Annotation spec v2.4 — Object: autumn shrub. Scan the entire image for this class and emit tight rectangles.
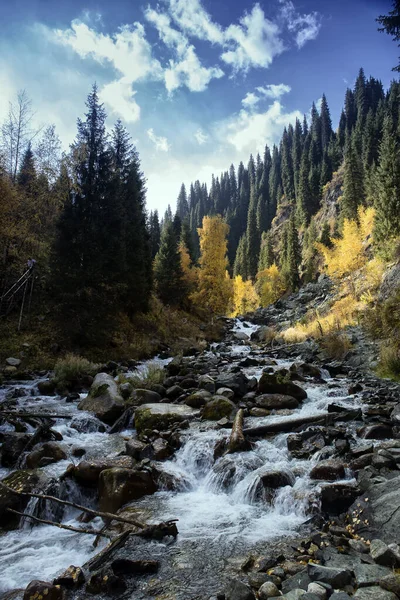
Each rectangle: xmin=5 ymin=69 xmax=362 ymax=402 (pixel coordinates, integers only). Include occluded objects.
xmin=320 ymin=332 xmax=352 ymax=360
xmin=230 ymin=275 xmax=259 ymax=317
xmin=256 ymin=264 xmax=286 ymax=307
xmin=377 ymin=345 xmax=400 ymax=380
xmin=54 ymin=353 xmax=99 ymax=388
xmin=123 ymin=363 xmax=166 ymax=389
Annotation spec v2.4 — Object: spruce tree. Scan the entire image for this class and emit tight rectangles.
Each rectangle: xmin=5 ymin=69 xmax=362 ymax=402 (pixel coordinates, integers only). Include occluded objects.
xmin=320 ymin=94 xmax=333 ymax=150
xmin=296 ymin=137 xmax=312 ymax=225
xmin=149 ymin=210 xmax=161 ymax=259
xmin=176 ymin=183 xmax=189 ymax=221
xmin=374 ymin=113 xmax=400 ymax=244
xmin=245 ymin=183 xmax=260 ymax=280
xmin=258 ymin=231 xmax=274 ymax=271
xmin=284 ymin=213 xmax=301 ymax=291
xmin=153 ymin=221 xmax=186 ymax=306
xmin=342 ymin=135 xmax=365 ymax=221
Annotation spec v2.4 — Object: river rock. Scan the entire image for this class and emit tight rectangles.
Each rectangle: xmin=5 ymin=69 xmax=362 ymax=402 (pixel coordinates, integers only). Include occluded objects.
xmin=353 ymin=563 xmax=392 ymax=587
xmin=23 ymin=580 xmax=63 ymax=600
xmin=379 ymin=574 xmax=400 ymax=596
xmin=127 ymin=389 xmax=162 ymax=405
xmin=217 ymin=387 xmax=236 ymax=400
xmin=98 ymin=468 xmax=158 ymax=513
xmin=78 ymin=373 xmax=124 ymax=424
xmin=225 ymin=579 xmax=256 ymax=600
xmin=258 ymin=373 xmax=307 ymax=401
xmin=0 ymin=469 xmax=51 ymax=528
xmin=259 ymin=581 xmax=280 ymax=599
xmin=349 ymin=476 xmax=400 ymax=543
xmin=353 ymin=588 xmax=397 ymax=600
xmin=152 ymin=437 xmax=172 ymax=460
xmin=53 ymin=565 xmax=85 ymax=588
xmin=26 ymin=442 xmax=67 ymax=469
xmin=307 ymin=583 xmax=327 ymax=600
xmin=185 ymin=390 xmax=211 ymax=408
xmin=308 ymin=564 xmax=352 ymax=588
xmin=134 ymin=403 xmax=199 ymax=434
xmin=320 ymin=483 xmax=360 ymax=515
xmin=360 ymin=425 xmax=393 ymax=440
xmin=202 ymin=396 xmax=236 ymax=420
xmin=71 ymin=456 xmax=135 ymax=486
xmin=1 ymin=432 xmax=32 ymax=467
xmin=166 ymin=385 xmax=184 ymax=400
xmin=390 ymin=403 xmax=400 ymax=423
xmin=256 ymin=394 xmax=299 ymax=410
xmin=215 ymin=373 xmax=249 ymax=397
xmin=257 ymin=470 xmax=295 ymax=502
xmin=370 ymin=539 xmax=400 ymax=567
xmin=125 ymin=438 xmax=146 ymax=460
xmin=310 ymin=460 xmax=346 ymax=481
xmin=6 ymin=357 xmax=21 ymax=367
xmin=198 ymin=374 xmax=216 ymax=393
xmin=37 ymin=380 xmax=56 ymax=396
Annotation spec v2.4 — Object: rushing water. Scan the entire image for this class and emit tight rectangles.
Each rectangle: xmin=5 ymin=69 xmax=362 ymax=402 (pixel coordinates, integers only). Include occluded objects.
xmin=0 ymin=326 xmax=360 ymax=593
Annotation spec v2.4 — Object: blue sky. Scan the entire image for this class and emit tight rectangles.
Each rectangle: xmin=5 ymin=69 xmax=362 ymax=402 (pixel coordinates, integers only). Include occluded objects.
xmin=0 ymin=0 xmax=398 ymax=214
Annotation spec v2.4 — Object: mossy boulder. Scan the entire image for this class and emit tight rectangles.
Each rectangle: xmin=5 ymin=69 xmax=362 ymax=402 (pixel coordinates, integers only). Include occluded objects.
xmin=70 ymin=456 xmax=135 ymax=486
xmin=125 ymin=389 xmax=162 ymax=406
xmin=98 ymin=468 xmax=157 ymax=513
xmin=78 ymin=373 xmax=124 ymax=424
xmin=26 ymin=442 xmax=67 ymax=469
xmin=185 ymin=390 xmax=212 ymax=408
xmin=134 ymin=403 xmax=199 ymax=434
xmin=202 ymin=396 xmax=236 ymax=421
xmin=258 ymin=372 xmax=307 ymax=401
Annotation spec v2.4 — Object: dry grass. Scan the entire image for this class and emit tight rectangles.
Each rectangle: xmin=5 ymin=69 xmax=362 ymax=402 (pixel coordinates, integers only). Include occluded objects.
xmin=53 ymin=353 xmax=99 ymax=387
xmin=377 ymin=345 xmax=400 ymax=380
xmin=121 ymin=363 xmax=166 ymax=389
xmin=320 ymin=332 xmax=352 ymax=360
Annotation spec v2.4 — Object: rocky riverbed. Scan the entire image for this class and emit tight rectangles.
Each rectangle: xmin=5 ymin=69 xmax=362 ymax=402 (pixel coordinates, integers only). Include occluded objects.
xmin=0 ymin=317 xmax=400 ymax=600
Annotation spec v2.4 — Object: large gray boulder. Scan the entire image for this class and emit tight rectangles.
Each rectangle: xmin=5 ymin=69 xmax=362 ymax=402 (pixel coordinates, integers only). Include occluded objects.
xmin=258 ymin=373 xmax=307 ymax=401
xmin=78 ymin=373 xmax=124 ymax=424
xmin=134 ymin=403 xmax=199 ymax=434
xmin=0 ymin=469 xmax=51 ymax=529
xmin=349 ymin=476 xmax=400 ymax=544
xmin=256 ymin=394 xmax=299 ymax=410
xmin=98 ymin=467 xmax=157 ymax=513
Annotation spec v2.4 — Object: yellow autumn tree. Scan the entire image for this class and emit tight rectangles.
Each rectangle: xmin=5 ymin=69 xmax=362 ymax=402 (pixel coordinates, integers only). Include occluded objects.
xmin=191 ymin=215 xmax=232 ymax=315
xmin=230 ymin=275 xmax=259 ymax=317
xmin=256 ymin=264 xmax=286 ymax=307
xmin=179 ymin=241 xmax=198 ymax=294
xmin=316 ymin=207 xmax=375 ymax=279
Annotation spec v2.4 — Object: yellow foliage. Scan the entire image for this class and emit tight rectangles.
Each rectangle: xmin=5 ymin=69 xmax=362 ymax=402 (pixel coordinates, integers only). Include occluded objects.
xmin=179 ymin=242 xmax=198 ymax=292
xmin=316 ymin=207 xmax=376 ymax=280
xmin=190 ymin=215 xmax=232 ymax=315
xmin=283 ymin=293 xmax=363 ymax=343
xmin=230 ymin=275 xmax=259 ymax=317
xmin=256 ymin=264 xmax=286 ymax=307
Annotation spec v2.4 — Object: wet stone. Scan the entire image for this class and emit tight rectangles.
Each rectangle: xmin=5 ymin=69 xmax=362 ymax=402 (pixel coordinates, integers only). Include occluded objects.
xmin=23 ymin=580 xmax=63 ymax=600
xmin=225 ymin=579 xmax=256 ymax=600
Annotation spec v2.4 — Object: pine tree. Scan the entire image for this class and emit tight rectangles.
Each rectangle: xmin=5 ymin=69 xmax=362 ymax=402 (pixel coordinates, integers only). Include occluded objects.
xmin=181 ymin=218 xmax=196 ymax=264
xmin=245 ymin=182 xmax=260 ymax=280
xmin=377 ymin=2 xmax=400 ymax=72
xmin=296 ymin=137 xmax=312 ymax=226
xmin=154 ymin=221 xmax=186 ymax=305
xmin=176 ymin=183 xmax=189 ymax=221
xmin=374 ymin=113 xmax=400 ymax=244
xmin=320 ymin=222 xmax=333 ymax=248
xmin=281 ymin=127 xmax=295 ymax=202
xmin=320 ymin=94 xmax=333 ymax=150
xmin=149 ymin=210 xmax=161 ymax=259
xmin=258 ymin=231 xmax=275 ymax=271
xmin=342 ymin=135 xmax=365 ymax=221
xmin=283 ymin=214 xmax=301 ymax=291
xmin=233 ymin=235 xmax=249 ymax=280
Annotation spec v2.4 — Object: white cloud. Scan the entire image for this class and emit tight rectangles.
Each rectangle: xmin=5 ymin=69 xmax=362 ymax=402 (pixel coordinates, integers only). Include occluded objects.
xmin=147 ymin=128 xmax=171 ymax=152
xmin=144 ymin=7 xmax=188 ymax=56
xmin=100 ymin=78 xmax=140 ymax=123
xmin=221 ymin=4 xmax=285 ymax=72
xmin=219 ymin=100 xmax=302 ymax=155
xmin=279 ymin=0 xmax=321 ymax=48
xmin=242 ymin=92 xmax=260 ymax=109
xmin=168 ymin=0 xmax=224 ymax=45
xmin=256 ymin=83 xmax=291 ymax=99
xmin=194 ymin=128 xmax=208 ymax=145
xmin=164 ymin=45 xmax=224 ymax=94
xmin=53 ymin=20 xmax=163 ymax=83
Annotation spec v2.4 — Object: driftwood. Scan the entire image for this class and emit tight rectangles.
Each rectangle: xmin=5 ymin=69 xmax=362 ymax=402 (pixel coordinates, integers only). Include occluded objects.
xmin=0 ymin=482 xmax=146 ymax=529
xmin=243 ymin=409 xmax=363 ymax=437
xmin=0 ymin=411 xmax=70 ymax=419
xmin=227 ymin=409 xmax=251 ymax=453
xmin=7 ymin=508 xmax=110 ymax=537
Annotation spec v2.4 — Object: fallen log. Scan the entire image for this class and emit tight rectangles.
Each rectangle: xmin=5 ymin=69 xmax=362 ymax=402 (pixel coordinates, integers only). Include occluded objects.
xmin=227 ymin=409 xmax=251 ymax=453
xmin=7 ymin=508 xmax=110 ymax=537
xmin=243 ymin=409 xmax=362 ymax=437
xmin=0 ymin=482 xmax=146 ymax=529
xmin=0 ymin=411 xmax=70 ymax=419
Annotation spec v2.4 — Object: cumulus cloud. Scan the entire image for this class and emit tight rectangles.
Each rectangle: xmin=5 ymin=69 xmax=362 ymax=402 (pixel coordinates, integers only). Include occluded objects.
xmin=100 ymin=78 xmax=140 ymax=123
xmin=219 ymin=100 xmax=302 ymax=154
xmin=279 ymin=0 xmax=321 ymax=48
xmin=256 ymin=83 xmax=291 ymax=99
xmin=164 ymin=46 xmax=224 ymax=94
xmin=168 ymin=0 xmax=224 ymax=44
xmin=194 ymin=128 xmax=208 ymax=145
xmin=147 ymin=128 xmax=171 ymax=152
xmin=242 ymin=92 xmax=260 ymax=109
xmin=221 ymin=4 xmax=285 ymax=72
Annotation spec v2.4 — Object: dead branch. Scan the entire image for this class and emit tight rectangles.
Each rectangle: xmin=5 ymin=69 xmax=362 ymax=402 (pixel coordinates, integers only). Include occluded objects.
xmin=7 ymin=508 xmax=110 ymax=537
